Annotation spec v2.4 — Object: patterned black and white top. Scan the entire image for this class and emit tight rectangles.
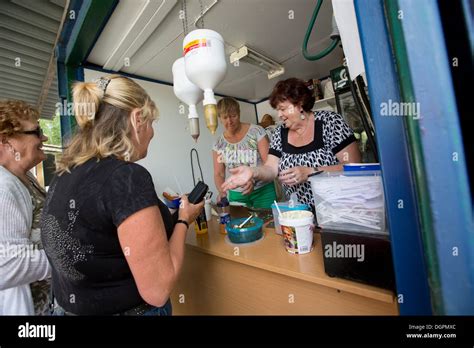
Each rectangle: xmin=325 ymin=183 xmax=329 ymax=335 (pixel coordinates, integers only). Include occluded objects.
xmin=269 ymin=110 xmax=356 ymax=211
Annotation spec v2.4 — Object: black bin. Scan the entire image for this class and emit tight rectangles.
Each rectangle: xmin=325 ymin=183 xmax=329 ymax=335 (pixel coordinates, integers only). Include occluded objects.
xmin=320 ymin=228 xmax=396 ymax=291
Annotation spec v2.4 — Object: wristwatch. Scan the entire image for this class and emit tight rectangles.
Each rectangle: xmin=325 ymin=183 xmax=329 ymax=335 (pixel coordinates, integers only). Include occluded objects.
xmin=176 ymin=219 xmax=189 ymax=228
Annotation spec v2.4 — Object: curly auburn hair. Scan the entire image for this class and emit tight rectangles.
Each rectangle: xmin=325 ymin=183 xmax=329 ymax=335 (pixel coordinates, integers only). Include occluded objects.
xmin=0 ymin=100 xmax=40 ymax=138
xmin=269 ymin=78 xmax=315 ymax=112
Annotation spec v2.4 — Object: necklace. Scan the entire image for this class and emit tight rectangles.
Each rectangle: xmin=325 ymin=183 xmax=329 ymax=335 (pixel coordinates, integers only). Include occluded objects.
xmin=294 ymin=118 xmax=310 ymax=137
xmin=225 ymin=123 xmax=244 ymax=142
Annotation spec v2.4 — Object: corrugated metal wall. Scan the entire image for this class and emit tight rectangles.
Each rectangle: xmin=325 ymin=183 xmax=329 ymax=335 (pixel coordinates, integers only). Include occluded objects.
xmin=0 ymin=0 xmax=67 ymax=119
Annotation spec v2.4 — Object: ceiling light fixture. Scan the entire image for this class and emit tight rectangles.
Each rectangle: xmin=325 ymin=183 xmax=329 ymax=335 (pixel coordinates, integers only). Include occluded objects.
xmin=229 ymin=45 xmax=285 ymax=79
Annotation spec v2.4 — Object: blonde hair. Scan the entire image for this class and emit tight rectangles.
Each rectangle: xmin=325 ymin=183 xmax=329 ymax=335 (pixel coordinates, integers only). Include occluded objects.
xmin=56 ymin=74 xmax=158 ymax=174
xmin=0 ymin=100 xmax=40 ymax=138
xmin=217 ymin=97 xmax=240 ymax=118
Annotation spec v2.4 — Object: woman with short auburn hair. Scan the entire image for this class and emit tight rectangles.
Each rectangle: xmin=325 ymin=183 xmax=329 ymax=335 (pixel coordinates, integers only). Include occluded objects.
xmin=222 ymin=78 xmax=361 ymax=212
xmin=0 ymin=100 xmax=51 ymax=315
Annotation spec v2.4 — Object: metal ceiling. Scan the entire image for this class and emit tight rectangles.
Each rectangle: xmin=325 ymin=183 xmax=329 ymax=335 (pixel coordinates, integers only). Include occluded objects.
xmin=0 ymin=0 xmax=67 ymax=119
xmin=87 ymin=0 xmax=344 ymax=101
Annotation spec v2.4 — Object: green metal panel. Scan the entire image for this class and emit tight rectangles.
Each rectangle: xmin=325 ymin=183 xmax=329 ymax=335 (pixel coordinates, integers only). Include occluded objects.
xmin=57 ymin=0 xmax=118 ymax=145
xmin=65 ymin=0 xmax=118 ymax=66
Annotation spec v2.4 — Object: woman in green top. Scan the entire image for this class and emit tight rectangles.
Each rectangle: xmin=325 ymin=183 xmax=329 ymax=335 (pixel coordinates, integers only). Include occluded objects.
xmin=212 ymin=97 xmax=276 ymax=209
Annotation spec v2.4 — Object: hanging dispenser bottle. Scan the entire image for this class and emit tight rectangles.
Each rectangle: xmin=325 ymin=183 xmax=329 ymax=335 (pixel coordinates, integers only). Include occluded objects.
xmin=172 ymin=57 xmax=203 ymax=141
xmin=183 ymin=29 xmax=227 ymax=135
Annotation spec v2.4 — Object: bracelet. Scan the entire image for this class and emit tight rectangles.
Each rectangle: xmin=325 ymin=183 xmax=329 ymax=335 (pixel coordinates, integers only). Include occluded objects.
xmin=176 ymin=219 xmax=189 ymax=229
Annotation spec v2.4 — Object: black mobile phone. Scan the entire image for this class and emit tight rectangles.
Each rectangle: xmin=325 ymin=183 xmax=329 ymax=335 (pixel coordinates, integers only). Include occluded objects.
xmin=187 ymin=181 xmax=209 ymax=204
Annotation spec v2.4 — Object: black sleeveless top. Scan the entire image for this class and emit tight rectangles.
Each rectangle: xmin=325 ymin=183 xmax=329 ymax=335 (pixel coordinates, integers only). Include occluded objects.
xmin=41 ymin=157 xmax=175 ymax=315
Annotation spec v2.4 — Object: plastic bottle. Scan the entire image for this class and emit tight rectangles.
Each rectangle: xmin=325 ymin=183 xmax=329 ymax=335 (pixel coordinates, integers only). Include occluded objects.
xmin=183 ymin=29 xmax=227 ymax=135
xmin=218 ymin=197 xmax=231 ymax=234
xmin=194 ymin=209 xmax=208 ymax=235
xmin=172 ymin=57 xmax=203 ymax=141
xmin=204 ymin=198 xmax=212 ymax=221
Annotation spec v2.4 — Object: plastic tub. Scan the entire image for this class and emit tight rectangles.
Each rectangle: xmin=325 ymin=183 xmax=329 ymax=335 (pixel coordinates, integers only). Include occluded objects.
xmin=308 ymin=170 xmax=387 ymax=234
xmin=279 ymin=210 xmax=315 ymax=254
xmin=225 ymin=217 xmax=264 ymax=244
xmin=271 ymin=202 xmax=310 ymax=234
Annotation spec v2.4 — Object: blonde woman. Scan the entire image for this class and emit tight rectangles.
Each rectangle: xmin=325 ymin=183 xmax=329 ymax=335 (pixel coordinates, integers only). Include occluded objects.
xmin=40 ymin=75 xmax=204 ymax=315
xmin=0 ymin=100 xmax=51 ymax=315
xmin=213 ymin=97 xmax=277 ymax=208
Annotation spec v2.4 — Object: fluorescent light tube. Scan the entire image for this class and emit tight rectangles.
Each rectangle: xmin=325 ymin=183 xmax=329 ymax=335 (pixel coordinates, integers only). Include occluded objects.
xmin=230 ymin=45 xmax=285 ymax=79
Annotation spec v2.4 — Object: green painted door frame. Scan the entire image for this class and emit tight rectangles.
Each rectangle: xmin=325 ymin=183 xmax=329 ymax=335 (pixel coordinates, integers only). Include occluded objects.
xmin=57 ymin=0 xmax=118 ymax=145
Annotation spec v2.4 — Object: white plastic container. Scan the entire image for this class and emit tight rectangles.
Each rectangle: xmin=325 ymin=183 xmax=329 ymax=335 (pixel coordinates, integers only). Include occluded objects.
xmin=183 ymin=29 xmax=227 ymax=99
xmin=172 ymin=57 xmax=203 ymax=140
xmin=279 ymin=210 xmax=315 ymax=254
xmin=308 ymin=171 xmax=387 ymax=234
xmin=183 ymin=29 xmax=227 ymax=135
xmin=172 ymin=57 xmax=203 ymax=115
xmin=271 ymin=202 xmax=310 ymax=235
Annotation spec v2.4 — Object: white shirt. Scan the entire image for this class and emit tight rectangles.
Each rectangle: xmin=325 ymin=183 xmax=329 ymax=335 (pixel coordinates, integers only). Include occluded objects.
xmin=0 ymin=166 xmax=51 ymax=315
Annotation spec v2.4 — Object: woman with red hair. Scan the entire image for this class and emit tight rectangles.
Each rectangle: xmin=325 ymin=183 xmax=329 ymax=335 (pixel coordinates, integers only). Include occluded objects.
xmin=222 ymin=78 xmax=361 ymax=211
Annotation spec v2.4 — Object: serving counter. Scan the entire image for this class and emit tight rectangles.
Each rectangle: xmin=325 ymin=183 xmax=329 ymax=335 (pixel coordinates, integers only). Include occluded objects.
xmin=171 ymin=208 xmax=399 ymax=315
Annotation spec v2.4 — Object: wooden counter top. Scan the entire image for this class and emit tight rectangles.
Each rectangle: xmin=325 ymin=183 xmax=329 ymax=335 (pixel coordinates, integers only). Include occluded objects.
xmin=185 ymin=214 xmax=396 ymax=305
